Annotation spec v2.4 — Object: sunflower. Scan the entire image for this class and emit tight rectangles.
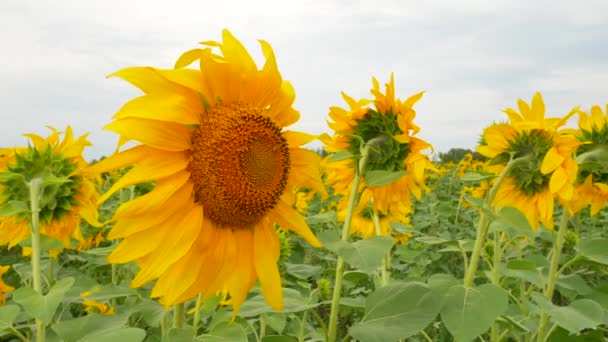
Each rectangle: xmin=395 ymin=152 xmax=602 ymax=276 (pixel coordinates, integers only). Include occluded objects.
xmin=89 ymin=30 xmax=325 ymax=313
xmin=0 ymin=127 xmax=101 ymax=248
xmin=0 ymin=265 xmax=14 ymax=305
xmin=565 ymin=105 xmax=608 ymax=215
xmin=476 ymin=93 xmax=579 ymax=230
xmin=323 ymin=75 xmax=434 ymax=226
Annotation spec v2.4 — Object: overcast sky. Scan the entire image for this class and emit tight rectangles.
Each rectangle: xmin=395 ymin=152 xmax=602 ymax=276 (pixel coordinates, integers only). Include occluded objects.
xmin=1 ymin=0 xmax=607 ymax=159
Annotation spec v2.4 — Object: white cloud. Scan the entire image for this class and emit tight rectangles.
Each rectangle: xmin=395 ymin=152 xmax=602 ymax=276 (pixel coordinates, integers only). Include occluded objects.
xmin=0 ymin=0 xmax=606 ymax=159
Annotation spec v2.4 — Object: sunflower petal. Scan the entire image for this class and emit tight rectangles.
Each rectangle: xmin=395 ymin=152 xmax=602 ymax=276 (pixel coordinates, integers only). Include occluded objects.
xmin=104 ymin=118 xmax=192 ymax=151
xmin=254 ymin=219 xmax=283 ymax=311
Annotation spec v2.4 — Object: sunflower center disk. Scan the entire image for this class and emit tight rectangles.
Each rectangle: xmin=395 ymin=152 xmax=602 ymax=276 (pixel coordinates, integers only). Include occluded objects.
xmin=188 ymin=102 xmax=290 ymax=228
xmin=506 ymin=129 xmax=553 ymax=196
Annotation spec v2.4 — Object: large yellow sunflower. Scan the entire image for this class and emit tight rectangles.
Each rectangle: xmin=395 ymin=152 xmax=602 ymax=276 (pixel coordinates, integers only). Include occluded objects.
xmin=323 ymin=74 xmax=433 ymax=237
xmin=0 ymin=127 xmax=101 ymax=248
xmin=90 ymin=30 xmax=325 ymax=313
xmin=476 ymin=93 xmax=579 ymax=230
xmin=565 ymin=105 xmax=608 ymax=215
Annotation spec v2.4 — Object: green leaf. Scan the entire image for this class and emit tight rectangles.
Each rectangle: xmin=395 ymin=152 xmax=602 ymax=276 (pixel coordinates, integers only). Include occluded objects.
xmin=415 ymin=236 xmax=457 ymax=246
xmin=305 ymin=211 xmax=337 ymax=225
xmin=238 ymin=288 xmax=318 ymax=317
xmin=318 ymin=232 xmax=394 ymax=273
xmin=548 ymin=327 xmax=605 ymax=341
xmin=503 ymin=260 xmax=543 ymax=288
xmin=550 ymin=299 xmax=605 ymax=333
xmin=51 ymin=312 xmax=130 ymax=342
xmin=285 ymin=263 xmax=322 ymax=280
xmin=261 ymin=336 xmax=297 ymax=342
xmin=168 ymin=327 xmax=195 ymax=342
xmin=196 ymin=322 xmax=247 ymax=342
xmin=460 ymin=172 xmax=490 ymax=182
xmin=557 ymin=274 xmax=592 ymax=295
xmin=328 ymin=150 xmax=357 ymax=162
xmin=13 ymin=277 xmax=75 ymax=324
xmin=0 ymin=200 xmax=29 ymax=217
xmin=427 ymin=273 xmax=459 ymax=303
xmin=578 ymin=238 xmax=608 ymax=265
xmin=349 ymin=282 xmax=441 ymax=342
xmin=492 ymin=207 xmax=536 ymax=239
xmin=79 ymin=328 xmax=146 ymax=342
xmin=41 ymin=175 xmax=72 ymax=187
xmin=261 ymin=313 xmax=286 ymax=334
xmin=133 ymin=299 xmax=165 ymax=327
xmin=389 ymin=222 xmax=414 ymax=235
xmin=0 ymin=305 xmax=21 ymax=329
xmin=65 ymin=284 xmax=137 ymax=302
xmin=364 ymin=170 xmax=407 ymax=187
xmin=440 ymin=284 xmax=508 ymax=341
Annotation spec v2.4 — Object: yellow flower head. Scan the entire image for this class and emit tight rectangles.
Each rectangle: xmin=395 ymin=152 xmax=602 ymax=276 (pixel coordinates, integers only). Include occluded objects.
xmin=323 ymin=74 xmax=434 ymax=221
xmin=0 ymin=126 xmax=101 ymax=248
xmin=477 ymin=93 xmax=579 ymax=230
xmin=82 ymin=300 xmax=115 ymax=315
xmin=566 ymin=105 xmax=608 ymax=215
xmin=0 ymin=265 xmax=14 ymax=305
xmin=90 ymin=30 xmax=326 ymax=314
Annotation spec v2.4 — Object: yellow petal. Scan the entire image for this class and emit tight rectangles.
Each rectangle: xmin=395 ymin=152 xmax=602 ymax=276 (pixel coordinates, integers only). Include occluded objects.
xmin=220 ymin=29 xmax=257 ymax=71
xmin=549 ymin=166 xmax=568 ymax=194
xmin=130 ymin=204 xmax=203 ymax=287
xmin=284 ymin=131 xmax=317 ymax=148
xmin=540 ymin=147 xmax=564 ymax=174
xmin=271 ymin=199 xmax=320 ymax=247
xmin=108 ymin=181 xmax=194 ymax=239
xmin=104 ymin=118 xmax=192 ymax=152
xmin=99 ymin=152 xmax=188 ymax=204
xmin=114 ymin=94 xmax=202 ymax=125
xmin=87 ymin=145 xmax=153 ymax=174
xmin=253 ymin=219 xmax=283 ymax=311
xmin=288 ymin=147 xmax=328 ymax=198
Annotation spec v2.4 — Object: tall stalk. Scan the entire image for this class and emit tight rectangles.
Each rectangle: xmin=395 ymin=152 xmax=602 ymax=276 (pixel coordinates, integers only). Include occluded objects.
xmin=537 ymin=210 xmax=569 ymax=342
xmin=463 ymin=156 xmax=522 ymax=287
xmin=29 ymin=178 xmax=45 ymax=342
xmin=173 ymin=303 xmax=185 ymax=329
xmin=371 ymin=210 xmax=389 ymax=286
xmin=327 ymin=145 xmax=370 ymax=342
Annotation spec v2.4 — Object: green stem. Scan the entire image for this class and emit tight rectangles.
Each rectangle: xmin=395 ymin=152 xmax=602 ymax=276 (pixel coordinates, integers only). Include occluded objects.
xmin=160 ymin=311 xmax=169 ymax=338
xmin=490 ymin=232 xmax=504 ymax=341
xmin=463 ymin=157 xmax=519 ymax=287
xmin=310 ymin=309 xmax=327 ymax=337
xmin=327 ymin=160 xmax=364 ymax=342
xmin=47 ymin=257 xmax=54 ymax=286
xmin=192 ymin=294 xmax=203 ymax=333
xmin=537 ymin=210 xmax=569 ymax=342
xmin=371 ymin=209 xmax=389 ymax=286
xmin=173 ymin=303 xmax=185 ymax=329
xmin=7 ymin=325 xmax=29 ymax=342
xmin=29 ymin=178 xmax=45 ymax=342
xmin=298 ymin=310 xmax=310 ymax=342
xmin=259 ymin=316 xmax=266 ymax=338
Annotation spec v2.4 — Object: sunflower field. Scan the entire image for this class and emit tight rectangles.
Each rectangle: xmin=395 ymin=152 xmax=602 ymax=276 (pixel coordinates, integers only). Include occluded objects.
xmin=1 ymin=30 xmax=607 ymax=342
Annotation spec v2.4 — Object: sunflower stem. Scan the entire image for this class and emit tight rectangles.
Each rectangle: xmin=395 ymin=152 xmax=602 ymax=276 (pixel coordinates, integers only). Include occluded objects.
xmin=537 ymin=210 xmax=569 ymax=342
xmin=327 ymin=152 xmax=366 ymax=342
xmin=173 ymin=303 xmax=185 ymax=329
xmin=490 ymin=232 xmax=504 ymax=341
xmin=298 ymin=310 xmax=309 ymax=342
xmin=371 ymin=209 xmax=389 ymax=286
xmin=29 ymin=178 xmax=45 ymax=342
xmin=463 ymin=156 xmax=519 ymax=288
xmin=192 ymin=294 xmax=203 ymax=333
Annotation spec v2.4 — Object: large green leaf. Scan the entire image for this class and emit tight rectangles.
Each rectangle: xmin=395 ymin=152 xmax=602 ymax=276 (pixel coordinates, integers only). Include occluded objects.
xmin=13 ymin=277 xmax=74 ymax=323
xmin=349 ymin=282 xmax=442 ymax=342
xmin=440 ymin=284 xmax=508 ymax=341
xmin=284 ymin=263 xmax=322 ymax=280
xmin=578 ymin=238 xmax=608 ymax=265
xmin=51 ymin=312 xmax=130 ymax=342
xmin=168 ymin=327 xmax=195 ymax=342
xmin=0 ymin=305 xmax=21 ymax=329
xmin=492 ymin=207 xmax=536 ymax=239
xmin=550 ymin=299 xmax=605 ymax=333
xmin=261 ymin=336 xmax=297 ymax=342
xmin=319 ymin=231 xmax=394 ymax=273
xmin=79 ymin=328 xmax=146 ymax=342
xmin=197 ymin=322 xmax=247 ymax=342
xmin=238 ymin=288 xmax=318 ymax=317
xmin=364 ymin=170 xmax=407 ymax=187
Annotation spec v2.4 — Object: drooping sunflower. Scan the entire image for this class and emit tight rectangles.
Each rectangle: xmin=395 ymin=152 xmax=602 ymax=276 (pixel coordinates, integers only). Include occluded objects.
xmin=323 ymin=74 xmax=433 ymax=237
xmin=565 ymin=105 xmax=608 ymax=215
xmin=0 ymin=127 xmax=101 ymax=248
xmin=0 ymin=265 xmax=14 ymax=305
xmin=90 ymin=30 xmax=325 ymax=313
xmin=476 ymin=93 xmax=579 ymax=230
